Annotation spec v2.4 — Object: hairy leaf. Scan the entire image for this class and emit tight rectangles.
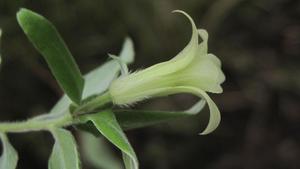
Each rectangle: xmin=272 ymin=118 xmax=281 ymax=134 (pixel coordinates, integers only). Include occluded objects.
xmin=17 ymin=8 xmax=84 ymax=104
xmin=86 ymin=111 xmax=138 ymax=169
xmin=115 ymin=100 xmax=205 ymax=130
xmin=0 ymin=133 xmax=18 ymax=169
xmin=48 ymin=128 xmax=80 ymax=169
xmin=80 ymin=132 xmax=122 ymax=169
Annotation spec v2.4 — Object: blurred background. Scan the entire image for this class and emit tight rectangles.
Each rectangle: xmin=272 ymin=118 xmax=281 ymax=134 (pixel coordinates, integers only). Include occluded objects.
xmin=0 ymin=0 xmax=299 ymax=169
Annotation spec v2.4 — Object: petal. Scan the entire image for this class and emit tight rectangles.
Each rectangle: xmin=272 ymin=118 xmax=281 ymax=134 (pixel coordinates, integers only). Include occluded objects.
xmin=185 ymin=99 xmax=206 ymax=115
xmin=152 ymin=86 xmax=221 ymax=135
xmin=176 ymin=56 xmax=224 ymax=93
xmin=207 ymin=54 xmax=221 ymax=67
xmin=125 ymin=10 xmax=198 ymax=80
xmin=197 ymin=29 xmax=208 ymax=55
xmin=195 ymin=89 xmax=221 ymax=134
xmin=171 ymin=10 xmax=198 ymax=62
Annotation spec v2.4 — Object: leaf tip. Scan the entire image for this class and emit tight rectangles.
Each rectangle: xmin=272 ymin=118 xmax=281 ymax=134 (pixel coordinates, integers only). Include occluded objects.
xmin=16 ymin=8 xmax=29 ymax=20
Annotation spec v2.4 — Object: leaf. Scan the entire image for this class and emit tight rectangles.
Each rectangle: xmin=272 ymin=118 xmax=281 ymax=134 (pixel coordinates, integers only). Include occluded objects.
xmin=49 ymin=37 xmax=135 ymax=115
xmin=115 ymin=100 xmax=206 ymax=130
xmin=17 ymin=8 xmax=84 ymax=104
xmin=80 ymin=131 xmax=122 ymax=169
xmin=77 ymin=100 xmax=205 ymax=135
xmin=0 ymin=133 xmax=18 ymax=169
xmin=48 ymin=128 xmax=80 ymax=169
xmin=85 ymin=110 xmax=138 ymax=169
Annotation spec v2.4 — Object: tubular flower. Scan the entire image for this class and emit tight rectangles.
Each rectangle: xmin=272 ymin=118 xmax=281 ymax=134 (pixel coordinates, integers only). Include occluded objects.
xmin=108 ymin=10 xmax=225 ymax=134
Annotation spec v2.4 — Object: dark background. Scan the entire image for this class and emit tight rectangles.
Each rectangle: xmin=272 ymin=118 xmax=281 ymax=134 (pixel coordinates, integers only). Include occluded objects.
xmin=0 ymin=0 xmax=300 ymax=169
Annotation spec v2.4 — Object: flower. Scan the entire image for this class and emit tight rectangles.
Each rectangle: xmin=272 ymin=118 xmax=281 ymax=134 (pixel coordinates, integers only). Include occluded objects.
xmin=108 ymin=10 xmax=225 ymax=134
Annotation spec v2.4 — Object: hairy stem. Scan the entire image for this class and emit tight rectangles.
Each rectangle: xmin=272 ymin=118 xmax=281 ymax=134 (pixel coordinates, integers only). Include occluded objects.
xmin=0 ymin=92 xmax=112 ymax=133
xmin=0 ymin=113 xmax=73 ymax=133
xmin=74 ymin=92 xmax=112 ymax=115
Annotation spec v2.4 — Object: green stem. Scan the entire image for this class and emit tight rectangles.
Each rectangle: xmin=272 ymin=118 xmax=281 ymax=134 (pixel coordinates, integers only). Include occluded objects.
xmin=74 ymin=91 xmax=112 ymax=115
xmin=0 ymin=113 xmax=73 ymax=133
xmin=0 ymin=92 xmax=112 ymax=133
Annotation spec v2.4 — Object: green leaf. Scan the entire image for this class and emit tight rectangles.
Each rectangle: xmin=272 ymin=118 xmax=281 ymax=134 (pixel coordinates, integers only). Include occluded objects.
xmin=17 ymin=8 xmax=84 ymax=104
xmin=85 ymin=110 xmax=138 ymax=169
xmin=80 ymin=131 xmax=122 ymax=169
xmin=0 ymin=133 xmax=18 ymax=169
xmin=122 ymin=153 xmax=136 ymax=169
xmin=48 ymin=128 xmax=80 ymax=169
xmin=77 ymin=100 xmax=205 ymax=135
xmin=49 ymin=37 xmax=135 ymax=115
xmin=115 ymin=100 xmax=206 ymax=130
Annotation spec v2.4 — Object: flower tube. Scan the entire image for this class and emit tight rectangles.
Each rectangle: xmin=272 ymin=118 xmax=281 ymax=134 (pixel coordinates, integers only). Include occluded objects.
xmin=109 ymin=10 xmax=225 ymax=134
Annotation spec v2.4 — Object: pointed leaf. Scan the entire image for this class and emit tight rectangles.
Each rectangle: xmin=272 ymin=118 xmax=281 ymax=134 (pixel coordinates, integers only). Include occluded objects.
xmin=0 ymin=133 xmax=18 ymax=169
xmin=115 ymin=100 xmax=206 ymax=130
xmin=85 ymin=111 xmax=138 ymax=169
xmin=48 ymin=128 xmax=80 ymax=169
xmin=17 ymin=8 xmax=84 ymax=104
xmin=76 ymin=100 xmax=205 ymax=135
xmin=50 ymin=37 xmax=135 ymax=115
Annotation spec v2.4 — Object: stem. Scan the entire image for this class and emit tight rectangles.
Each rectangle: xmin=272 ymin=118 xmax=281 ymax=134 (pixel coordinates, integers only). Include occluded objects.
xmin=0 ymin=113 xmax=73 ymax=133
xmin=0 ymin=92 xmax=112 ymax=133
xmin=74 ymin=91 xmax=112 ymax=115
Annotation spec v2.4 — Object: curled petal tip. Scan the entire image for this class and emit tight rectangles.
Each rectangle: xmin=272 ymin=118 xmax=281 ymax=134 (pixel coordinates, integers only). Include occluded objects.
xmin=171 ymin=10 xmax=195 ymax=25
xmin=198 ymin=29 xmax=208 ymax=40
xmin=172 ymin=9 xmax=184 ymax=14
xmin=171 ymin=10 xmax=198 ymax=40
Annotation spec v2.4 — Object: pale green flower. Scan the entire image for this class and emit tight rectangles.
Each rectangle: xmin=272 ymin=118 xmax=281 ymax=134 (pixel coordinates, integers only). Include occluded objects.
xmin=109 ymin=10 xmax=225 ymax=134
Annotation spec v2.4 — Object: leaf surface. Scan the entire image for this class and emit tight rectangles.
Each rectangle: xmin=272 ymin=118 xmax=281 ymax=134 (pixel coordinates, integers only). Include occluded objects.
xmin=17 ymin=8 xmax=84 ymax=104
xmin=115 ymin=100 xmax=206 ymax=130
xmin=86 ymin=111 xmax=138 ymax=169
xmin=80 ymin=132 xmax=122 ymax=169
xmin=48 ymin=128 xmax=80 ymax=169
xmin=0 ymin=133 xmax=18 ymax=169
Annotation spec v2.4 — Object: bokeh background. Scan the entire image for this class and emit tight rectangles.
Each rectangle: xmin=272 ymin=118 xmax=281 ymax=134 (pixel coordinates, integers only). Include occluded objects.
xmin=0 ymin=0 xmax=300 ymax=169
